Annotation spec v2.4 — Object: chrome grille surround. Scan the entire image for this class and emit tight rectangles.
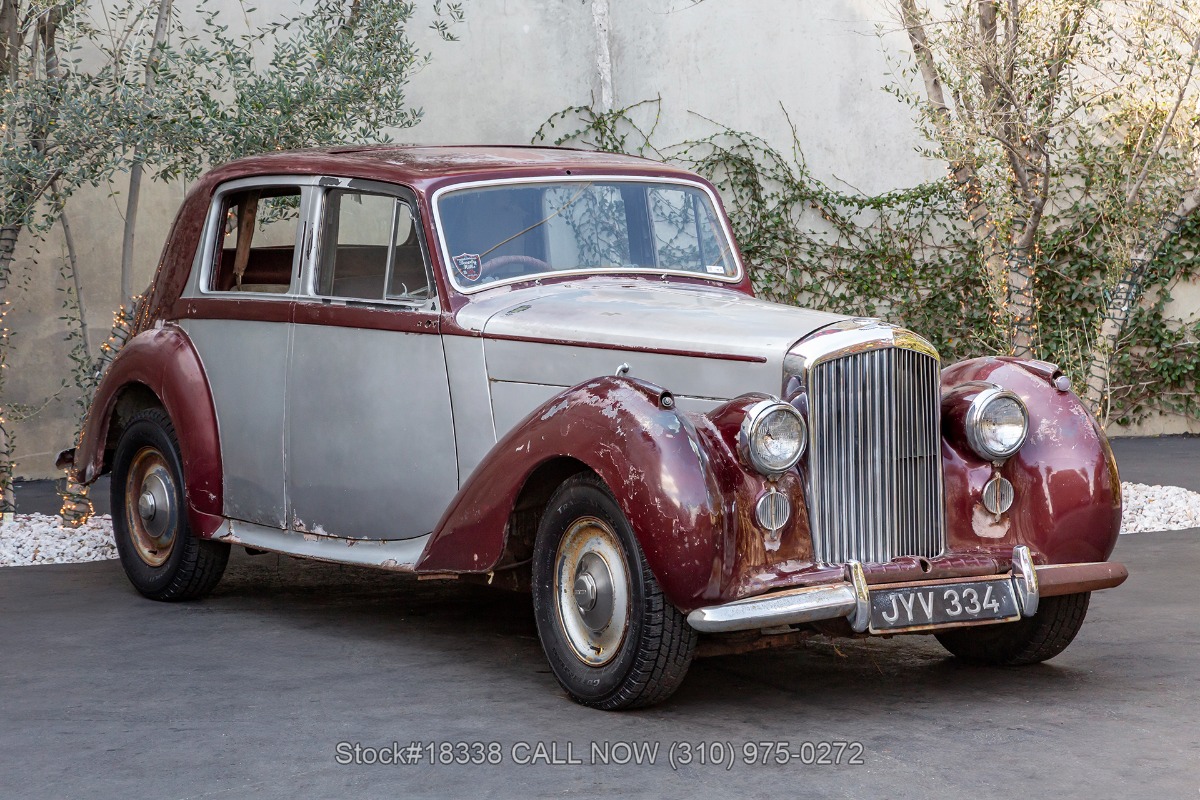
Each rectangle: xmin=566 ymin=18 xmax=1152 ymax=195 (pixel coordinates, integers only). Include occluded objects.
xmin=784 ymin=320 xmax=946 ymax=565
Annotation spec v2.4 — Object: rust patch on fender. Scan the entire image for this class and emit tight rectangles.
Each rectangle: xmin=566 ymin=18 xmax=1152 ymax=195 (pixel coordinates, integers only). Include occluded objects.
xmin=971 ymin=504 xmax=1009 ymax=539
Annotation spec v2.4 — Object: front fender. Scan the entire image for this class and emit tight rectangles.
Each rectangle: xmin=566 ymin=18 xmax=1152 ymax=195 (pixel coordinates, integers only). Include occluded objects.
xmin=74 ymin=324 xmax=224 ymax=537
xmin=416 ymin=377 xmax=811 ymax=612
xmin=941 ymin=357 xmax=1121 ymax=564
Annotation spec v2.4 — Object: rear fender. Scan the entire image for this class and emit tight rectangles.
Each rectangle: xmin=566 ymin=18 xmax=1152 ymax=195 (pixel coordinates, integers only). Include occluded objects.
xmin=74 ymin=325 xmax=224 ymax=538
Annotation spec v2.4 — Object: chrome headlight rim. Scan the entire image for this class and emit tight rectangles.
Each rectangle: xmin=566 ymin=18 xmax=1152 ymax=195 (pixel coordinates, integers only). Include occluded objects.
xmin=965 ymin=387 xmax=1029 ymax=461
xmin=738 ymin=399 xmax=807 ymax=477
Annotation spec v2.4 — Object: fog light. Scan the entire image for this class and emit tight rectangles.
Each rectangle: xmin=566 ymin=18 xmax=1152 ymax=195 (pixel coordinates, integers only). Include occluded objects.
xmin=755 ymin=489 xmax=791 ymax=532
xmin=982 ymin=476 xmax=1014 ymax=514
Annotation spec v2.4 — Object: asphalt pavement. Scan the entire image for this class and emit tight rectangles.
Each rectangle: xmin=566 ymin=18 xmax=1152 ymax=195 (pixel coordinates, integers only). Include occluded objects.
xmin=1 ymin=437 xmax=1198 ymax=799
xmin=10 ymin=476 xmax=110 ymax=516
xmin=1111 ymin=435 xmax=1200 ymax=492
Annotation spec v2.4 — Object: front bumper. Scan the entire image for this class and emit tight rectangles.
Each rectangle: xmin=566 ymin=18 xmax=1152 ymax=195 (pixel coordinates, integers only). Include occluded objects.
xmin=686 ymin=546 xmax=1128 ymax=634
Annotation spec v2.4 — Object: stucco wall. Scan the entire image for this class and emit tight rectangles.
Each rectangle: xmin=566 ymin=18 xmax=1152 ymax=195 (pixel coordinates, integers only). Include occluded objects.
xmin=7 ymin=0 xmax=1197 ymax=481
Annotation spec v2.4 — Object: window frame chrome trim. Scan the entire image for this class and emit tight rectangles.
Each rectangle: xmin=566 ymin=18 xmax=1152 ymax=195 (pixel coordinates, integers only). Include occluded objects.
xmin=189 ymin=175 xmax=324 ymax=301
xmin=304 ymin=178 xmax=440 ymax=311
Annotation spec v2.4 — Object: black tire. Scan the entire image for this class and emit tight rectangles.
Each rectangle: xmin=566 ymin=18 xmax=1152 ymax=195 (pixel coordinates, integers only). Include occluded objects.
xmin=110 ymin=408 xmax=229 ymax=601
xmin=935 ymin=592 xmax=1091 ymax=666
xmin=532 ymin=473 xmax=696 ymax=710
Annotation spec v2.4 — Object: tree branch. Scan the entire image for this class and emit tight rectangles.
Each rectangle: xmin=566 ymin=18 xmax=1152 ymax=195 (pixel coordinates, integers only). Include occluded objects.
xmin=1084 ymin=185 xmax=1200 ymax=413
xmin=899 ymin=0 xmax=955 ymax=123
xmin=120 ymin=0 xmax=174 ymax=307
xmin=1126 ymin=32 xmax=1200 ymax=209
xmin=1004 ymin=0 xmax=1018 ymax=87
xmin=0 ymin=0 xmax=18 ymax=80
xmin=900 ymin=0 xmax=1011 ymax=302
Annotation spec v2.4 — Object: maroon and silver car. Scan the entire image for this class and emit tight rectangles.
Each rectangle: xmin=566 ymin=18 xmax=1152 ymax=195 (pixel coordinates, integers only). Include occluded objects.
xmin=60 ymin=146 xmax=1126 ymax=709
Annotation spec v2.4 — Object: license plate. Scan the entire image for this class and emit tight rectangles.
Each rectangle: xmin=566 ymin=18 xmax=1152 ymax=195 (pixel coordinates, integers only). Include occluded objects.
xmin=869 ymin=578 xmax=1020 ymax=633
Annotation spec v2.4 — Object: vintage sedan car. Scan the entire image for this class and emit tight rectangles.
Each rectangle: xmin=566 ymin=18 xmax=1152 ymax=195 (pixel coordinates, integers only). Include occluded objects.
xmin=61 ymin=145 xmax=1127 ymax=710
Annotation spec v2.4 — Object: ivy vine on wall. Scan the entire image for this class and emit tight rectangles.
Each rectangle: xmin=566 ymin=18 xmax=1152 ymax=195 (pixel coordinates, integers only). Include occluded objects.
xmin=535 ymin=99 xmax=1200 ymax=428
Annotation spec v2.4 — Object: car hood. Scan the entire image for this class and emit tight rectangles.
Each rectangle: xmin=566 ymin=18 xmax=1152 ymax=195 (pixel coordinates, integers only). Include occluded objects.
xmin=458 ymin=279 xmax=848 ymax=363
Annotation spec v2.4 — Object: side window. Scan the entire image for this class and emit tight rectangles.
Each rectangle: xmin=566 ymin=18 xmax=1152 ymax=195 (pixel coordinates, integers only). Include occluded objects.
xmin=317 ymin=190 xmax=430 ymax=301
xmin=210 ymin=187 xmax=302 ymax=293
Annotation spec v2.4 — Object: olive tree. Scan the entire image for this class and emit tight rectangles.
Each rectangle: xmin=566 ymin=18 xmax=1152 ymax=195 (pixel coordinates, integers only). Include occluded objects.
xmin=0 ymin=0 xmax=463 ymax=522
xmin=0 ymin=0 xmax=130 ymax=522
xmin=108 ymin=0 xmax=464 ymax=305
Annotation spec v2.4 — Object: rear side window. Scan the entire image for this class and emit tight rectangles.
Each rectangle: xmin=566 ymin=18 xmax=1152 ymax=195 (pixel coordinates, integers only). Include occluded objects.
xmin=210 ymin=188 xmax=302 ymax=293
xmin=317 ymin=190 xmax=430 ymax=302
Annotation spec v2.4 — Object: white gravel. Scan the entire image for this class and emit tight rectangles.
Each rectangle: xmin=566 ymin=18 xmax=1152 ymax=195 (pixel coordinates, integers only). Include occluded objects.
xmin=0 ymin=481 xmax=1197 ymax=567
xmin=1118 ymin=482 xmax=1200 ymax=533
xmin=0 ymin=513 xmax=116 ymax=566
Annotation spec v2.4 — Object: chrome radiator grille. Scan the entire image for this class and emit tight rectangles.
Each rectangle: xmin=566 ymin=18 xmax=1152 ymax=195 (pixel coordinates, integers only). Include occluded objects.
xmin=806 ymin=346 xmax=944 ymax=564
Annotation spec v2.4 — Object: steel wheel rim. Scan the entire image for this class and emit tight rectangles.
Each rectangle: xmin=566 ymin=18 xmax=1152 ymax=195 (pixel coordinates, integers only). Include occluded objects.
xmin=124 ymin=446 xmax=178 ymax=567
xmin=554 ymin=516 xmax=631 ymax=667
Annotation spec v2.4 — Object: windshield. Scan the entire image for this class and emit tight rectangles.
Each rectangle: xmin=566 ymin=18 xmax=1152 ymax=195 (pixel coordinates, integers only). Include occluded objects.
xmin=436 ymin=179 xmax=739 ymax=289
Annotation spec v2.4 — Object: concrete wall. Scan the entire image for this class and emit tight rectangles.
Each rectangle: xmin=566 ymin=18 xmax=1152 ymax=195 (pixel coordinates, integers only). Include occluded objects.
xmin=6 ymin=0 xmax=1197 ymax=481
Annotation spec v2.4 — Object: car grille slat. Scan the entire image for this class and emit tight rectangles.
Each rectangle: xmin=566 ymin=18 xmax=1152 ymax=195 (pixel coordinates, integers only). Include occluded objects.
xmin=807 ymin=347 xmax=944 ymax=564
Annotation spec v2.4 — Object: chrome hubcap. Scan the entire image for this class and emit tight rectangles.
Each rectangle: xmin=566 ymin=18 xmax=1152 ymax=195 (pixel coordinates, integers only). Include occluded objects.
xmin=555 ymin=517 xmax=631 ymax=666
xmin=573 ymin=552 xmax=615 ymax=631
xmin=137 ymin=491 xmax=156 ymax=521
xmin=573 ymin=573 xmax=597 ymax=610
xmin=125 ymin=448 xmax=178 ymax=567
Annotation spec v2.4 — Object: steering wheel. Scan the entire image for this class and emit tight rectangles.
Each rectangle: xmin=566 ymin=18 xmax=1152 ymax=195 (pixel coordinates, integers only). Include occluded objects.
xmin=482 ymin=254 xmax=551 ymax=280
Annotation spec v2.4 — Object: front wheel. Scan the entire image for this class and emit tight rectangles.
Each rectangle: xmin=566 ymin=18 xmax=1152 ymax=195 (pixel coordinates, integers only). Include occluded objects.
xmin=532 ymin=473 xmax=696 ymax=710
xmin=935 ymin=592 xmax=1091 ymax=665
xmin=111 ymin=408 xmax=229 ymax=601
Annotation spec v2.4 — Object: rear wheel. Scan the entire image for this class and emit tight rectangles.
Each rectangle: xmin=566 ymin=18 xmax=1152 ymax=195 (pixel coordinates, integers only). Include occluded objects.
xmin=935 ymin=592 xmax=1090 ymax=665
xmin=111 ymin=408 xmax=229 ymax=601
xmin=532 ymin=473 xmax=696 ymax=709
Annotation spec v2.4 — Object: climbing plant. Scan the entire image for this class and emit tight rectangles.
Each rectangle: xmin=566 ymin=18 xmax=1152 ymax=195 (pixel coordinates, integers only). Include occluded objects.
xmin=535 ymin=98 xmax=1200 ymax=427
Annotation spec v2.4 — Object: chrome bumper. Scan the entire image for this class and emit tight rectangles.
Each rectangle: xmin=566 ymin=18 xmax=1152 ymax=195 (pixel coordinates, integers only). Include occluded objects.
xmin=686 ymin=546 xmax=1128 ymax=634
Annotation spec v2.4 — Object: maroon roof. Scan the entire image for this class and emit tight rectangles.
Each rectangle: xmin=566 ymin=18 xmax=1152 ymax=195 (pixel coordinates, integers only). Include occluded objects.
xmin=204 ymin=145 xmax=697 ymax=190
xmin=133 ymin=145 xmax=724 ymax=333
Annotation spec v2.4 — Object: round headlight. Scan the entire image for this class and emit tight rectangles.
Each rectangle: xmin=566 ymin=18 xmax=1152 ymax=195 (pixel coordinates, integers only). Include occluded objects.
xmin=739 ymin=400 xmax=807 ymax=476
xmin=965 ymin=388 xmax=1029 ymax=460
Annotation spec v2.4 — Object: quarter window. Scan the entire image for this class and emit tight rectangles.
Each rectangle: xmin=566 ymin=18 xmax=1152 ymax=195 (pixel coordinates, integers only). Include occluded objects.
xmin=317 ymin=190 xmax=430 ymax=301
xmin=210 ymin=188 xmax=302 ymax=293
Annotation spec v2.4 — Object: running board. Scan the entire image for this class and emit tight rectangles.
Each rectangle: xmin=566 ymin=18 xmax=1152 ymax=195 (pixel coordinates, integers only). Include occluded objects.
xmin=214 ymin=519 xmax=431 ymax=572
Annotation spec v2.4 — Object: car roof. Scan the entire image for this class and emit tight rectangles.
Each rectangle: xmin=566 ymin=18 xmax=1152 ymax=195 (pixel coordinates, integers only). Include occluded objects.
xmin=205 ymin=145 xmax=699 ymax=189
xmin=137 ymin=145 xmax=737 ymax=327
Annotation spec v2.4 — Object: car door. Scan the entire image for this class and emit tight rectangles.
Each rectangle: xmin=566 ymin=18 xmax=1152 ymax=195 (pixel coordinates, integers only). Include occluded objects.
xmin=180 ymin=177 xmax=313 ymax=529
xmin=285 ymin=180 xmax=457 ymax=540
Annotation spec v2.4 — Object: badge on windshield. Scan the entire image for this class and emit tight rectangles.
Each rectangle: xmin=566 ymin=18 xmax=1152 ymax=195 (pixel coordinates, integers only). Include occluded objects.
xmin=452 ymin=253 xmax=482 ymax=282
